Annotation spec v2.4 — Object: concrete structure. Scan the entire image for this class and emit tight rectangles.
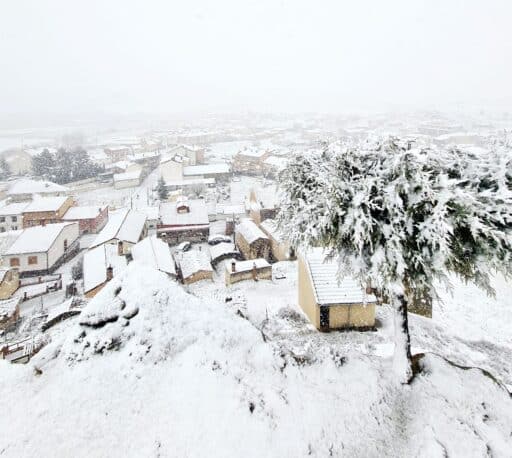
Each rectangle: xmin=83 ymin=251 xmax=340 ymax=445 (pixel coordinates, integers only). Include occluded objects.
xmin=3 ymin=222 xmax=80 ymax=277
xmin=259 ymin=219 xmax=295 ymax=262
xmin=62 ymin=205 xmax=109 ymax=234
xmin=235 ymin=219 xmax=270 ymax=260
xmin=89 ymin=208 xmax=147 ymax=255
xmin=183 ymin=163 xmax=231 ymax=182
xmin=225 ymin=258 xmax=272 ymax=286
xmin=298 ymin=250 xmax=377 ymax=332
xmin=0 ymin=202 xmax=28 ymax=232
xmin=0 ymin=267 xmax=19 ymax=299
xmin=22 ymin=196 xmax=74 ymax=228
xmin=157 ymin=197 xmax=209 ymax=244
xmin=83 ymin=243 xmax=127 ymax=298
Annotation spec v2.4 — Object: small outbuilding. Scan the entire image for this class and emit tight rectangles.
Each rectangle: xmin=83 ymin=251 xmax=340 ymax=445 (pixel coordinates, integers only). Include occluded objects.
xmin=177 ymin=249 xmax=213 ymax=285
xmin=235 ymin=219 xmax=270 ymax=260
xmin=298 ymin=250 xmax=377 ymax=332
xmin=225 ymin=258 xmax=272 ymax=286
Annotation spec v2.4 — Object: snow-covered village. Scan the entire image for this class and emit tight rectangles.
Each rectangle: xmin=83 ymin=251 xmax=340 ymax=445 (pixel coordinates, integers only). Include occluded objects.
xmin=1 ymin=2 xmax=512 ymax=457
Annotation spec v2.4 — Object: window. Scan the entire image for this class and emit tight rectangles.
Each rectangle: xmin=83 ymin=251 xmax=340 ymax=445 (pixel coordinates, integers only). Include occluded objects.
xmin=9 ymin=258 xmax=20 ymax=267
xmin=11 ymin=216 xmax=17 ymax=222
xmin=0 ymin=217 xmax=5 ymax=223
xmin=12 ymin=226 xmax=17 ymax=230
xmin=28 ymin=256 xmax=38 ymax=265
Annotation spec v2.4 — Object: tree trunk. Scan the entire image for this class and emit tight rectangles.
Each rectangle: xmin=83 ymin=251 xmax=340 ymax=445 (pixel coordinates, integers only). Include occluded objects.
xmin=392 ymin=294 xmax=413 ymax=384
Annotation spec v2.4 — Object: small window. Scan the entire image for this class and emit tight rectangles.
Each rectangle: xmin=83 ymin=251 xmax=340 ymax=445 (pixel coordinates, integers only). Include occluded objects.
xmin=11 ymin=216 xmax=17 ymax=222
xmin=9 ymin=258 xmax=20 ymax=267
xmin=0 ymin=217 xmax=5 ymax=223
xmin=28 ymin=256 xmax=38 ymax=265
xmin=12 ymin=226 xmax=17 ymax=230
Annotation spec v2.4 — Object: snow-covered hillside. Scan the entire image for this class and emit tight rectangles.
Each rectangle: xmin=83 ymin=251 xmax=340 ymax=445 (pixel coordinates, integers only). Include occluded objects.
xmin=1 ymin=263 xmax=511 ymax=457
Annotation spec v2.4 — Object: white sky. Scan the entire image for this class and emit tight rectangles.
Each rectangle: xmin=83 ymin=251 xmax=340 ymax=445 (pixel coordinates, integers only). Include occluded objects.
xmin=1 ymin=0 xmax=511 ymax=115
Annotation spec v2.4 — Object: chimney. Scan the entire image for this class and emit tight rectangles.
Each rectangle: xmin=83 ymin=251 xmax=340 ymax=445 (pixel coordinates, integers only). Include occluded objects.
xmin=106 ymin=265 xmax=113 ymax=281
xmin=252 ymin=262 xmax=257 ymax=280
xmin=117 ymin=241 xmax=123 ymax=256
xmin=231 ymin=261 xmax=236 ymax=273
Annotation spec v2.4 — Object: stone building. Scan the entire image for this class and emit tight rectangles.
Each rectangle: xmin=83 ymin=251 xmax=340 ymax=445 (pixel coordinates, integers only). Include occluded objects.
xmin=235 ymin=219 xmax=270 ymax=260
xmin=62 ymin=205 xmax=109 ymax=234
xmin=259 ymin=219 xmax=295 ymax=262
xmin=177 ymin=249 xmax=213 ymax=285
xmin=22 ymin=196 xmax=74 ymax=228
xmin=225 ymin=258 xmax=272 ymax=286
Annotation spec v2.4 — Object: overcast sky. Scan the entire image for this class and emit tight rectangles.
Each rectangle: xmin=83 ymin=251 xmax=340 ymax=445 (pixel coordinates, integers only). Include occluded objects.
xmin=1 ymin=0 xmax=511 ymax=116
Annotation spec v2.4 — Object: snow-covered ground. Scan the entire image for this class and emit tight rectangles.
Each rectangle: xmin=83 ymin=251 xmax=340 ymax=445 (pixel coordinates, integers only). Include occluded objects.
xmin=1 ymin=262 xmax=511 ymax=457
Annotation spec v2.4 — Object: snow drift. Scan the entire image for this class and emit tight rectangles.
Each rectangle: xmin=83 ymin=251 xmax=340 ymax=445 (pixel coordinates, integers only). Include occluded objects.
xmin=1 ymin=263 xmax=511 ymax=457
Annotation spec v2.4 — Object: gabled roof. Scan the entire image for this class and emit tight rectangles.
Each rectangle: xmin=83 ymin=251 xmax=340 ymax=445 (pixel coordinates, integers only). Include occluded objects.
xmin=7 ymin=179 xmax=68 ymax=196
xmin=159 ymin=199 xmax=209 ymax=226
xmin=303 ymin=249 xmax=377 ymax=306
xmin=90 ymin=209 xmax=146 ymax=248
xmin=131 ymin=236 xmax=176 ymax=276
xmin=4 ymin=222 xmax=77 ymax=255
xmin=178 ymin=250 xmax=212 ymax=279
xmin=23 ymin=196 xmax=70 ymax=213
xmin=236 ymin=219 xmax=268 ymax=244
xmin=83 ymin=244 xmax=127 ymax=293
xmin=0 ymin=202 xmax=29 ymax=216
xmin=63 ymin=205 xmax=105 ymax=220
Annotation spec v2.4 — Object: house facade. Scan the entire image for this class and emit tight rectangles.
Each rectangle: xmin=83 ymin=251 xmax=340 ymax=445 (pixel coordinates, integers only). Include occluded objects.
xmin=22 ymin=196 xmax=74 ymax=228
xmin=235 ymin=219 xmax=270 ymax=260
xmin=62 ymin=205 xmax=109 ymax=234
xmin=0 ymin=202 xmax=27 ymax=232
xmin=4 ymin=222 xmax=80 ymax=277
xmin=157 ymin=197 xmax=210 ymax=244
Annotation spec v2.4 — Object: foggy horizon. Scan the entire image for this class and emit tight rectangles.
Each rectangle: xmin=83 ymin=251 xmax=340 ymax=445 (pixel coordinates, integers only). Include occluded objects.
xmin=1 ymin=0 xmax=512 ymax=120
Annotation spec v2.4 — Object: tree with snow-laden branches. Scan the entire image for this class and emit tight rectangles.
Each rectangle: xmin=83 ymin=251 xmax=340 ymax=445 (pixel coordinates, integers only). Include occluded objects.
xmin=277 ymin=136 xmax=512 ymax=383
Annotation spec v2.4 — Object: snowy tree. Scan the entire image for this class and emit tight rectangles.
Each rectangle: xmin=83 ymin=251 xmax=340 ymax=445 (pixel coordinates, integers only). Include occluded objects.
xmin=0 ymin=158 xmax=11 ymax=180
xmin=157 ymin=176 xmax=168 ymax=201
xmin=71 ymin=258 xmax=83 ymax=281
xmin=278 ymin=137 xmax=512 ymax=383
xmin=31 ymin=148 xmax=56 ymax=178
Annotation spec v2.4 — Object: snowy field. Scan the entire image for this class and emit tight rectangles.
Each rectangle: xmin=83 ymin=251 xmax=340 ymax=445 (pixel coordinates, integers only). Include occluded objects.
xmin=1 ymin=262 xmax=511 ymax=457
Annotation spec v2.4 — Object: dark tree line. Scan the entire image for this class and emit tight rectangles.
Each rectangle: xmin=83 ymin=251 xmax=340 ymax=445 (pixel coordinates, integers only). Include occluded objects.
xmin=31 ymin=148 xmax=104 ymax=184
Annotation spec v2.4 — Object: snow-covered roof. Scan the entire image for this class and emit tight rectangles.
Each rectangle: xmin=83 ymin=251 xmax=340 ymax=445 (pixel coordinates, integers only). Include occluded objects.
xmin=259 ymin=219 xmax=284 ymax=243
xmin=23 ymin=196 xmax=70 ymax=213
xmin=216 ymin=204 xmax=246 ymax=215
xmin=83 ymin=244 xmax=127 ymax=293
xmin=250 ymin=185 xmax=280 ymax=209
xmin=90 ymin=209 xmax=146 ymax=248
xmin=7 ymin=179 xmax=68 ymax=196
xmin=113 ymin=170 xmax=141 ymax=182
xmin=164 ymin=178 xmax=215 ymax=187
xmin=237 ymin=148 xmax=268 ymax=158
xmin=236 ymin=219 xmax=268 ymax=244
xmin=227 ymin=258 xmax=270 ymax=273
xmin=4 ymin=222 xmax=77 ymax=255
xmin=136 ymin=206 xmax=159 ymax=221
xmin=0 ymin=230 xmax=22 ymax=256
xmin=159 ymin=200 xmax=209 ymax=226
xmin=63 ymin=206 xmax=105 ymax=220
xmin=131 ymin=236 xmax=176 ymax=276
xmin=304 ymin=249 xmax=377 ymax=305
xmin=178 ymin=250 xmax=212 ymax=279
xmin=44 ymin=298 xmax=77 ymax=325
xmin=209 ymin=242 xmax=239 ymax=261
xmin=183 ymin=163 xmax=230 ymax=176
xmin=0 ymin=202 xmax=29 ymax=216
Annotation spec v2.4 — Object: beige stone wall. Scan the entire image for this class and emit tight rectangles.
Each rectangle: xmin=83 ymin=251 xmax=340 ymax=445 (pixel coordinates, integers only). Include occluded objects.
xmin=0 ymin=270 xmax=19 ymax=300
xmin=329 ymin=303 xmax=375 ymax=329
xmin=23 ymin=197 xmax=74 ymax=228
xmin=297 ymin=255 xmax=319 ymax=329
xmin=182 ymin=270 xmax=213 ymax=285
xmin=235 ymin=233 xmax=270 ymax=260
xmin=225 ymin=266 xmax=272 ymax=286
